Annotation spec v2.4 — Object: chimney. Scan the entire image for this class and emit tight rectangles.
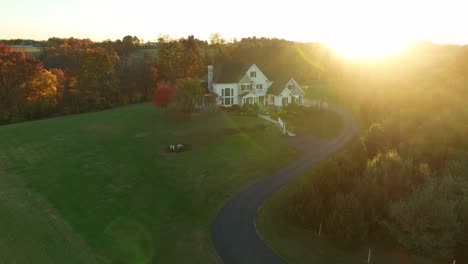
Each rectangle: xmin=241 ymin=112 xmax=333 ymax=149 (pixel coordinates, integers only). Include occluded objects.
xmin=207 ymin=65 xmax=213 ymax=92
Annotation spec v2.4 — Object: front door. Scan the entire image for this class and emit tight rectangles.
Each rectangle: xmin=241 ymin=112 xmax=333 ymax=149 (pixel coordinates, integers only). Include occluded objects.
xmin=282 ymin=97 xmax=288 ymax=106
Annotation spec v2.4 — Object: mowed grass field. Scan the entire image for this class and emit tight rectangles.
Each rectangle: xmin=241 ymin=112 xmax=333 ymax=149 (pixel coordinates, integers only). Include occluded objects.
xmin=0 ymin=171 xmax=95 ymax=263
xmin=0 ymin=103 xmax=299 ymax=263
xmin=283 ymin=107 xmax=343 ymax=139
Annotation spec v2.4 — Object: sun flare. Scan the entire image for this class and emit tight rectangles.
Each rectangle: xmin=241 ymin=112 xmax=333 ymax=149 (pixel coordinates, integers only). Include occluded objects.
xmin=326 ymin=37 xmax=410 ymax=60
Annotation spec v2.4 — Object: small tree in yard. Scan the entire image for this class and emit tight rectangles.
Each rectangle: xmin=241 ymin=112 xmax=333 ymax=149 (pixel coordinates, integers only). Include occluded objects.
xmin=153 ymin=82 xmax=177 ymax=108
xmin=174 ymin=78 xmax=204 ymax=112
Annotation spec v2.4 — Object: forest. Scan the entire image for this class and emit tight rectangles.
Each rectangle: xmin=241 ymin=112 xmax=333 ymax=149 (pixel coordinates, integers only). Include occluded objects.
xmin=282 ymin=42 xmax=468 ymax=261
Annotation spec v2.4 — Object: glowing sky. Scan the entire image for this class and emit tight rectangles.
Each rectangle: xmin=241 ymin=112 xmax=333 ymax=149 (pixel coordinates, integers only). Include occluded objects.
xmin=2 ymin=0 xmax=467 ymax=45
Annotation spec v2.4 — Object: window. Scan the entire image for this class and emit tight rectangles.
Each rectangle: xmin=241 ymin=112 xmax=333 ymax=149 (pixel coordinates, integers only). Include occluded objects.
xmin=288 ymin=83 xmax=294 ymax=90
xmin=241 ymin=84 xmax=251 ymax=92
xmin=223 ymin=98 xmax=232 ymax=105
xmin=221 ymin=88 xmax=234 ymax=106
xmin=256 ymin=84 xmax=263 ymax=89
xmin=282 ymin=97 xmax=288 ymax=105
xmin=250 ymin=71 xmax=256 ymax=78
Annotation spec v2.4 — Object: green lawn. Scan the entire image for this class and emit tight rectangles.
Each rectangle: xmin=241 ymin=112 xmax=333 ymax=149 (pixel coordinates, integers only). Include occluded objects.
xmin=0 ymin=103 xmax=299 ymax=263
xmin=0 ymin=171 xmax=95 ymax=263
xmin=256 ymin=165 xmax=428 ymax=264
xmin=283 ymin=107 xmax=343 ymax=139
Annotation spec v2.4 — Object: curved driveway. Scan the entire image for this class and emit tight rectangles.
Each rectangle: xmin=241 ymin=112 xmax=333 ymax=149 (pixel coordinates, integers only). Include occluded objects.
xmin=211 ymin=105 xmax=358 ymax=264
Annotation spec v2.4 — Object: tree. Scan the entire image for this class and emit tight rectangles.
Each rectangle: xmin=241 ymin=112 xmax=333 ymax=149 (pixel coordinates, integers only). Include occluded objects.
xmin=153 ymin=82 xmax=177 ymax=108
xmin=209 ymin=33 xmax=226 ymax=45
xmin=155 ymin=36 xmax=205 ymax=82
xmin=115 ymin=35 xmax=140 ymax=67
xmin=0 ymin=44 xmax=56 ymax=123
xmin=326 ymin=192 xmax=368 ymax=247
xmin=24 ymin=69 xmax=59 ymax=119
xmin=362 ymin=123 xmax=388 ymax=158
xmin=385 ymin=176 xmax=466 ymax=258
xmin=174 ymin=78 xmax=204 ymax=112
xmin=77 ymin=48 xmax=119 ymax=110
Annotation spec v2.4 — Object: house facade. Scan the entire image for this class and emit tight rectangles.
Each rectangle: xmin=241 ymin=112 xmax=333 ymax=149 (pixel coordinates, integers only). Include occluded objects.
xmin=203 ymin=63 xmax=304 ymax=107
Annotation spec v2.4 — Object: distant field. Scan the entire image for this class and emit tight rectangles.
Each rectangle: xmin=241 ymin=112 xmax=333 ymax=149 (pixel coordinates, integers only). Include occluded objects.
xmin=131 ymin=47 xmax=159 ymax=59
xmin=10 ymin=45 xmax=43 ymax=58
xmin=0 ymin=103 xmax=298 ymax=263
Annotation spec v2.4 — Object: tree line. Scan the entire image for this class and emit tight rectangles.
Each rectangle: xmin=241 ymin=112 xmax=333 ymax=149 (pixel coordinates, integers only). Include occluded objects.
xmin=0 ymin=35 xmax=328 ymax=125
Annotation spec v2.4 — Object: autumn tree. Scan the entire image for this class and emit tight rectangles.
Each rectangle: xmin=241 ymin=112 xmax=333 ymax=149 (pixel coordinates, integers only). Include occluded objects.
xmin=114 ymin=35 xmax=140 ymax=67
xmin=0 ymin=44 xmax=58 ymax=123
xmin=77 ymin=47 xmax=119 ymax=110
xmin=155 ymin=36 xmax=205 ymax=82
xmin=153 ymin=82 xmax=177 ymax=108
xmin=204 ymin=33 xmax=231 ymax=65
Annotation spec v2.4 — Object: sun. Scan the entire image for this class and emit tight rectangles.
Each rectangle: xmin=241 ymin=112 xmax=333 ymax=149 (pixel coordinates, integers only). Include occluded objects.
xmin=326 ymin=37 xmax=410 ymax=60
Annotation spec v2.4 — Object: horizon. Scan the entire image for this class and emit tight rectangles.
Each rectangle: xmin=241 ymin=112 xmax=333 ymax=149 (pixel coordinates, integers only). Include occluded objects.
xmin=3 ymin=0 xmax=468 ymax=44
xmin=3 ymin=0 xmax=468 ymax=59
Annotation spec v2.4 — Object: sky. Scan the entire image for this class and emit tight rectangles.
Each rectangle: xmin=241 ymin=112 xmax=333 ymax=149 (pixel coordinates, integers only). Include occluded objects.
xmin=2 ymin=0 xmax=468 ymax=45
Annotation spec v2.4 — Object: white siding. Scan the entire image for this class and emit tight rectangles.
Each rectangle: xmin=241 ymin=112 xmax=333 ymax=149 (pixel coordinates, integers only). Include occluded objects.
xmin=274 ymin=95 xmax=283 ymax=106
xmin=271 ymin=88 xmax=291 ymax=106
xmin=210 ymin=65 xmax=302 ymax=107
xmin=246 ymin=64 xmax=269 ymax=96
xmin=285 ymin=78 xmax=305 ymax=96
xmin=213 ymin=83 xmax=239 ymax=106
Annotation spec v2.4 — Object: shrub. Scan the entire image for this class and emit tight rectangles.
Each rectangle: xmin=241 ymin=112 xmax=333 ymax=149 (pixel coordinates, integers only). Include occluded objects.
xmin=230 ymin=105 xmax=241 ymax=113
xmin=218 ymin=106 xmax=229 ymax=112
xmin=277 ymin=109 xmax=287 ymax=119
xmin=241 ymin=103 xmax=260 ymax=115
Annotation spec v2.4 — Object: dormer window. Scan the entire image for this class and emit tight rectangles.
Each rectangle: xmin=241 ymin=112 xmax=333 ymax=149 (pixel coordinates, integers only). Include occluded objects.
xmin=256 ymin=84 xmax=263 ymax=89
xmin=250 ymin=71 xmax=256 ymax=78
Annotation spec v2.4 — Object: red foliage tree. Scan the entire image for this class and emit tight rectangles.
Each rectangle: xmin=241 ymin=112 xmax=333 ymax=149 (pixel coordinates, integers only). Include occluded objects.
xmin=153 ymin=83 xmax=177 ymax=108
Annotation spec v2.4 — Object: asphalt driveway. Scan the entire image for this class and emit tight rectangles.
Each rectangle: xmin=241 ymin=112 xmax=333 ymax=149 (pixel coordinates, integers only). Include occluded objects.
xmin=211 ymin=105 xmax=358 ymax=264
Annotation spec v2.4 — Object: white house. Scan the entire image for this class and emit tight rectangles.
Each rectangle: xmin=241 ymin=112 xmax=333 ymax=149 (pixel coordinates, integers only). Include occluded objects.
xmin=202 ymin=63 xmax=304 ymax=107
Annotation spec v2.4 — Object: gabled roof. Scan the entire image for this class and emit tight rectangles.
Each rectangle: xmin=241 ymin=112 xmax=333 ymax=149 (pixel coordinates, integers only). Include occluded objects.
xmin=267 ymin=77 xmax=304 ymax=96
xmin=266 ymin=76 xmax=291 ymax=95
xmin=201 ymin=62 xmax=251 ymax=83
xmin=289 ymin=78 xmax=305 ymax=96
xmin=239 ymin=74 xmax=254 ymax=83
